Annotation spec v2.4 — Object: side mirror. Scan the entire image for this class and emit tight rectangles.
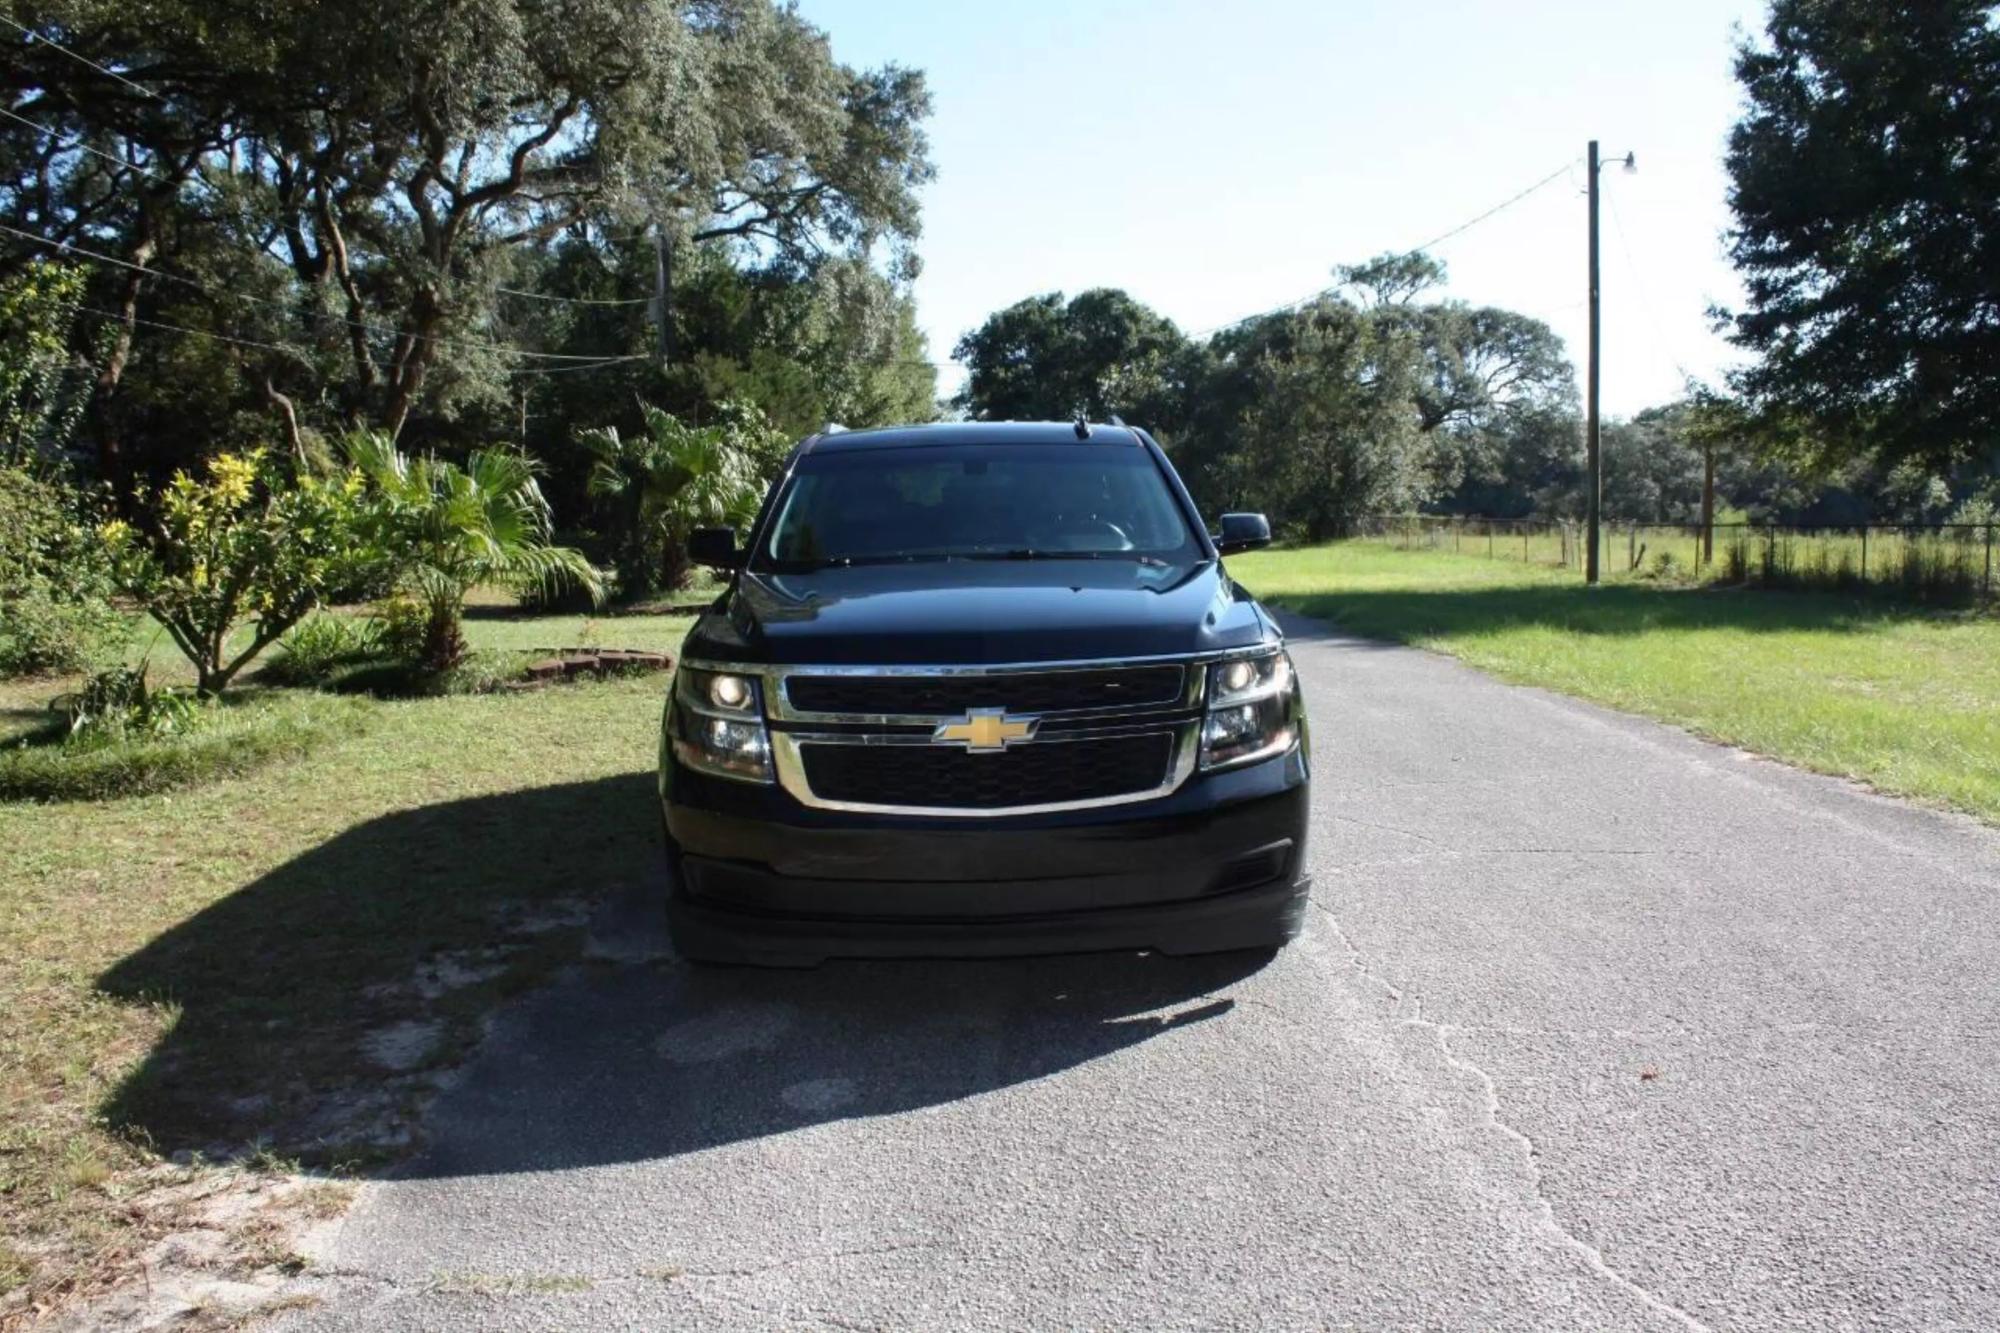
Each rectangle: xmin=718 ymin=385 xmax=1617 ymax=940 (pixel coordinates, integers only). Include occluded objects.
xmin=687 ymin=526 xmax=741 ymax=570
xmin=1214 ymin=512 xmax=1272 ymax=556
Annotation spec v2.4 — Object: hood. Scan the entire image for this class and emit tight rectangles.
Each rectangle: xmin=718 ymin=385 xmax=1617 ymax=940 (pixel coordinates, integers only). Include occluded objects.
xmin=682 ymin=558 xmax=1272 ymax=666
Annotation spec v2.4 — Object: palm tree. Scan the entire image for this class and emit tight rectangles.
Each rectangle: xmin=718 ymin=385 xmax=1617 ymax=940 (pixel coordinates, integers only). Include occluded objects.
xmin=579 ymin=401 xmax=772 ymax=596
xmin=343 ymin=433 xmax=603 ymax=671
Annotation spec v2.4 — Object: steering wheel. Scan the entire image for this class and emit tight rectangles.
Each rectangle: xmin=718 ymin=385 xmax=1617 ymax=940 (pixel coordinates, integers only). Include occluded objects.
xmin=1031 ymin=515 xmax=1132 ymax=551
xmin=1088 ymin=517 xmax=1135 ymax=550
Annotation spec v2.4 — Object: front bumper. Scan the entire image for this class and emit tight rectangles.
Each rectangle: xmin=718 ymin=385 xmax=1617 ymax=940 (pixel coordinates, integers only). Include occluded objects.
xmin=662 ymin=746 xmax=1310 ymax=965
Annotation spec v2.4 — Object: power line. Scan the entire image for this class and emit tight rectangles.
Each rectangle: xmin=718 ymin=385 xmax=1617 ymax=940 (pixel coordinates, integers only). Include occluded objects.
xmin=1403 ymin=162 xmax=1575 ymax=255
xmin=509 ymin=354 xmax=650 ymax=376
xmin=1603 ymin=186 xmax=1690 ymax=383
xmin=0 ymin=221 xmax=650 ymax=361
xmin=74 ymin=301 xmax=649 ymax=376
xmin=1 ymin=14 xmax=163 ymax=101
xmin=0 ymin=104 xmax=170 ymax=181
xmin=5 ymin=104 xmax=659 ymax=315
xmin=493 ymin=284 xmax=649 ymax=307
xmin=1185 ymin=158 xmax=1579 ymax=341
xmin=24 ymin=225 xmax=938 ymax=377
xmin=75 ymin=302 xmax=305 ymax=356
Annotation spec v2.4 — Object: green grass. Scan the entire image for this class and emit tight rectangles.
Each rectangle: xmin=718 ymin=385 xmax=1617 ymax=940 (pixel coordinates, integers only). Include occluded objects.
xmin=1232 ymin=542 xmax=2000 ymax=824
xmin=0 ymin=604 xmax=694 ymax=1318
xmin=0 ymin=694 xmax=371 ymax=803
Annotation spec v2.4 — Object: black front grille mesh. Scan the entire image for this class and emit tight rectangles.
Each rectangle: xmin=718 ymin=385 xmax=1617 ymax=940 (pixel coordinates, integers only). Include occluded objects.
xmin=785 ymin=665 xmax=1185 ymax=717
xmin=800 ymin=733 xmax=1174 ymax=809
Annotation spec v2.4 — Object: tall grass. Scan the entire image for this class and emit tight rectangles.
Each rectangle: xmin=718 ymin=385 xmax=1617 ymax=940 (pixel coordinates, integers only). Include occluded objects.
xmin=1720 ymin=529 xmax=1987 ymax=603
xmin=1358 ymin=517 xmax=1996 ymax=607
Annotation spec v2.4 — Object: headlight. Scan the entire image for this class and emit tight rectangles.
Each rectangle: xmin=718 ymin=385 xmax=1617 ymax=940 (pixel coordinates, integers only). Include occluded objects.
xmin=1201 ymin=650 xmax=1297 ymax=770
xmin=671 ymin=667 xmax=773 ymax=783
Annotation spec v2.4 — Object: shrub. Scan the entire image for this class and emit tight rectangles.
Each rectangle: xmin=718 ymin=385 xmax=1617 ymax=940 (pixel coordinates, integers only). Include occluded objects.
xmin=344 ymin=434 xmax=601 ymax=672
xmin=264 ymin=614 xmax=382 ymax=687
xmin=0 ymin=465 xmax=125 ymax=676
xmin=52 ymin=665 xmax=201 ymax=747
xmin=0 ymin=694 xmax=368 ymax=802
xmin=1892 ymin=537 xmax=1980 ymax=603
xmin=578 ymin=400 xmax=779 ymax=597
xmin=368 ymin=593 xmax=431 ymax=667
xmin=103 ymin=450 xmax=388 ymax=695
xmin=1722 ymin=535 xmax=1753 ymax=584
xmin=0 ymin=261 xmax=91 ymax=465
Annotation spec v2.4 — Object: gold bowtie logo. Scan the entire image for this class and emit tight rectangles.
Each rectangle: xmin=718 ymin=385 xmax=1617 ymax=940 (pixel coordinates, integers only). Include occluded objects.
xmin=933 ymin=708 xmax=1037 ymax=752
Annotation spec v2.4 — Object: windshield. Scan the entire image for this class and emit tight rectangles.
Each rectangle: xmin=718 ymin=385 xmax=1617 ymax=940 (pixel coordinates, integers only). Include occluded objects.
xmin=756 ymin=443 xmax=1204 ymax=569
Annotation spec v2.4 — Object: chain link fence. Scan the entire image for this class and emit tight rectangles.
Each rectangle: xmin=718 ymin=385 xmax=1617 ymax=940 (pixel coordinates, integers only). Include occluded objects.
xmin=1353 ymin=515 xmax=1999 ymax=604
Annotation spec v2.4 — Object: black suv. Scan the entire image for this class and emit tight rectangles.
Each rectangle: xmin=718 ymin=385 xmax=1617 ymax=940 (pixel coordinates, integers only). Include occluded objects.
xmin=658 ymin=420 xmax=1309 ymax=966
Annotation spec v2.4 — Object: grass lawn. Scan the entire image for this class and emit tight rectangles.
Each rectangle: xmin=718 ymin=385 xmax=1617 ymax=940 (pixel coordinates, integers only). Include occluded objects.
xmin=0 ymin=605 xmax=693 ymax=1319
xmin=1231 ymin=542 xmax=2000 ymax=824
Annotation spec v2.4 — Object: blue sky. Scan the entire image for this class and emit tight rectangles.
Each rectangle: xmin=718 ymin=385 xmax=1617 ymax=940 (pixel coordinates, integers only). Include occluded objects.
xmin=792 ymin=0 xmax=1767 ymax=417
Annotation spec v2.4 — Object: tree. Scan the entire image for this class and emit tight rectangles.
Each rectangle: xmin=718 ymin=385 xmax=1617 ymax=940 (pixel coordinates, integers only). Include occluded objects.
xmin=1721 ymin=1 xmax=2000 ymax=475
xmin=2 ymin=0 xmax=934 ymax=471
xmin=344 ymin=433 xmax=601 ymax=671
xmin=0 ymin=261 xmax=93 ymax=466
xmin=953 ymin=289 xmax=1191 ymax=423
xmin=579 ymin=399 xmax=782 ymax=595
xmin=102 ymin=451 xmax=384 ymax=694
xmin=1598 ymin=409 xmax=1705 ymax=525
xmin=1195 ymin=299 xmax=1427 ymax=539
xmin=1339 ymin=253 xmax=1576 ymax=505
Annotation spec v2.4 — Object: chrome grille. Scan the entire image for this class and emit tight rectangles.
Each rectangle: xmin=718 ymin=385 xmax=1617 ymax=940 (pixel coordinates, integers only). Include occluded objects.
xmin=784 ymin=664 xmax=1186 ymax=718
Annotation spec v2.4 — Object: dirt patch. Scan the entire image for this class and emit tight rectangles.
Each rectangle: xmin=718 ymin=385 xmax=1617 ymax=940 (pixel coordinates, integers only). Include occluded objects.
xmin=33 ymin=1169 xmax=353 ymax=1333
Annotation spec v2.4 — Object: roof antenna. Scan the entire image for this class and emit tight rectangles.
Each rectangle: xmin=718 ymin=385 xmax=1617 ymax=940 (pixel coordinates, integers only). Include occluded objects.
xmin=1072 ymin=412 xmax=1091 ymax=440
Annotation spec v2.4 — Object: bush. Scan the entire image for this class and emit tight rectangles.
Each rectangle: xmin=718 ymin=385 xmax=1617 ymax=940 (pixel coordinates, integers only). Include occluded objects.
xmin=51 ymin=665 xmax=201 ymax=747
xmin=0 ymin=694 xmax=368 ymax=802
xmin=104 ymin=450 xmax=388 ymax=695
xmin=0 ymin=465 xmax=125 ymax=676
xmin=263 ymin=614 xmax=382 ymax=687
xmin=0 ymin=585 xmax=126 ymax=677
xmin=344 ymin=434 xmax=601 ymax=671
xmin=578 ymin=400 xmax=777 ymax=598
xmin=368 ymin=593 xmax=431 ymax=667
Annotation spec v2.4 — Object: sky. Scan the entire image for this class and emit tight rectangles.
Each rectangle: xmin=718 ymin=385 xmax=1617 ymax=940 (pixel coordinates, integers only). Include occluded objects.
xmin=791 ymin=0 xmax=1768 ymax=418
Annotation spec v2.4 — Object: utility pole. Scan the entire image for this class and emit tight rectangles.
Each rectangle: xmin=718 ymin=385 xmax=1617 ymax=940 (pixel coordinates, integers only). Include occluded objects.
xmin=1586 ymin=139 xmax=1603 ymax=585
xmin=653 ymin=222 xmax=673 ymax=368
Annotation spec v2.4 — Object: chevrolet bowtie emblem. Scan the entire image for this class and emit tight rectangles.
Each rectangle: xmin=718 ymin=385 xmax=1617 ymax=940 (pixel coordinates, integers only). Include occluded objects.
xmin=933 ymin=707 xmax=1037 ymax=752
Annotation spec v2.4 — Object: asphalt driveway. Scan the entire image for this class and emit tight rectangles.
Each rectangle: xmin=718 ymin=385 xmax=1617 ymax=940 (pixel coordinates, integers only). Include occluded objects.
xmin=281 ymin=615 xmax=2000 ymax=1330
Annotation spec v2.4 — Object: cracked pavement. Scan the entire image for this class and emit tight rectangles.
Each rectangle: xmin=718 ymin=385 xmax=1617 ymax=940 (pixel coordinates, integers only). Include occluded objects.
xmin=278 ymin=616 xmax=2000 ymax=1330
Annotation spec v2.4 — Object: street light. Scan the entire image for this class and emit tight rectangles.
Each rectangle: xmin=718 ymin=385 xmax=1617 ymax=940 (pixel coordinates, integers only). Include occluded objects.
xmin=1585 ymin=141 xmax=1636 ymax=585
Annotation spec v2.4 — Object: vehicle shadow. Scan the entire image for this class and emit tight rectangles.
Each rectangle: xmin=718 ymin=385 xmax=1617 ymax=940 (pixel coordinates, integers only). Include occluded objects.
xmin=404 ymin=941 xmax=1268 ymax=1180
xmin=95 ymin=772 xmax=1271 ymax=1174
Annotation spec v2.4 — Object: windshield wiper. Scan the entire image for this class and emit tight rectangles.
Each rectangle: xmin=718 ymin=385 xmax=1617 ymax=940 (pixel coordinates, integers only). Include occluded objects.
xmin=779 ymin=549 xmax=1182 ymax=569
xmin=979 ymin=549 xmax=1178 ymax=566
xmin=777 ymin=553 xmax=954 ymax=570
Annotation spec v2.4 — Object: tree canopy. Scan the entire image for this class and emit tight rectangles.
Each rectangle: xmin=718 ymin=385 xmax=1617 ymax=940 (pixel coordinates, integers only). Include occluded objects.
xmin=1721 ymin=0 xmax=2000 ymax=476
xmin=951 ymin=288 xmax=1191 ymax=424
xmin=952 ymin=258 xmax=1581 ymax=540
xmin=0 ymin=0 xmax=936 ymax=479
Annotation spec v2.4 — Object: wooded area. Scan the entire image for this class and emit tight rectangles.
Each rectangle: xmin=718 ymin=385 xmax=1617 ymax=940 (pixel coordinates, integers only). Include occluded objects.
xmin=3 ymin=0 xmax=1997 ymax=644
